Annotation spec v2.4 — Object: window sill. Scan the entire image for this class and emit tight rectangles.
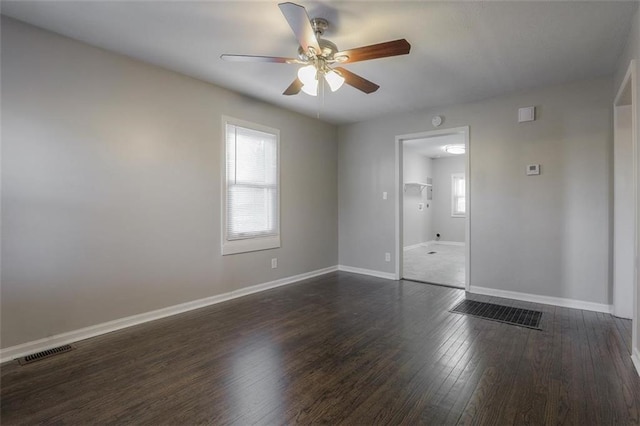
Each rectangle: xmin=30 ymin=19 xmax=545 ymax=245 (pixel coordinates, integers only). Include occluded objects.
xmin=222 ymin=235 xmax=281 ymax=255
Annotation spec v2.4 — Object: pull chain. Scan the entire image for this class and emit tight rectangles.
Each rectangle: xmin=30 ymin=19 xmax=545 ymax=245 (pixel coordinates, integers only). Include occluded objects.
xmin=317 ymin=74 xmax=324 ymax=120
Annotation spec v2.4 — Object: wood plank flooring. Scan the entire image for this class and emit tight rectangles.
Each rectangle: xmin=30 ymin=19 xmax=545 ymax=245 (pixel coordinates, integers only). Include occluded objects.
xmin=2 ymin=271 xmax=640 ymax=425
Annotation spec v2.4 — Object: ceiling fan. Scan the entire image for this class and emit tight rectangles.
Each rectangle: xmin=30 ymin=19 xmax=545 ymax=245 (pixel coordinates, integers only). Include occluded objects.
xmin=221 ymin=2 xmax=411 ymax=96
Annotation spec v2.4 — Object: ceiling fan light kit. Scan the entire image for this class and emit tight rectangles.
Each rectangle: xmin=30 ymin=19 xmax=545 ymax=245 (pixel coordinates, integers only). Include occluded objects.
xmin=297 ymin=62 xmax=344 ymax=96
xmin=221 ymin=2 xmax=411 ymax=97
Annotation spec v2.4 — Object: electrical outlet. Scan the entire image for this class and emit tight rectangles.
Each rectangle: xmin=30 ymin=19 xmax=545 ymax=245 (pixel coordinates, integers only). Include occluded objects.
xmin=385 ymin=252 xmax=391 ymax=262
xmin=271 ymin=258 xmax=277 ymax=269
xmin=383 ymin=192 xmax=388 ymax=200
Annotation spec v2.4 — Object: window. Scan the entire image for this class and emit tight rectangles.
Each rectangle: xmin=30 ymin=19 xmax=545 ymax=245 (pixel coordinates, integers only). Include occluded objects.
xmin=222 ymin=117 xmax=280 ymax=255
xmin=451 ymin=173 xmax=466 ymax=217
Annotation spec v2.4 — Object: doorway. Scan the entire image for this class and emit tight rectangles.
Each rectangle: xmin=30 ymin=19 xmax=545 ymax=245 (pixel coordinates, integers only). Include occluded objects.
xmin=395 ymin=126 xmax=470 ymax=290
xmin=613 ymin=60 xmax=638 ymax=366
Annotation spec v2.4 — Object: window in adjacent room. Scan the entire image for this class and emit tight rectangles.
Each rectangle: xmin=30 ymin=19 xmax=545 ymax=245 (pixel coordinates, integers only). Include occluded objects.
xmin=451 ymin=173 xmax=466 ymax=217
xmin=222 ymin=117 xmax=280 ymax=255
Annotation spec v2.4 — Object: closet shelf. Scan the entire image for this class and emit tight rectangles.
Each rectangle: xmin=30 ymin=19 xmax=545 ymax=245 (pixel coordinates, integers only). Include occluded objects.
xmin=404 ymin=182 xmax=432 ymax=192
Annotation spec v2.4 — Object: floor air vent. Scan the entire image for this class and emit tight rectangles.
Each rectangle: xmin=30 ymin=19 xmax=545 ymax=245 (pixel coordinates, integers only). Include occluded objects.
xmin=427 ymin=251 xmax=437 ymax=254
xmin=19 ymin=344 xmax=74 ymax=365
xmin=450 ymin=299 xmax=542 ymax=330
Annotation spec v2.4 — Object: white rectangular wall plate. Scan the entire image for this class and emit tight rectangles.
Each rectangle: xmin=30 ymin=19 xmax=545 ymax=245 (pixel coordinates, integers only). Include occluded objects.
xmin=518 ymin=106 xmax=535 ymax=123
xmin=527 ymin=164 xmax=540 ymax=175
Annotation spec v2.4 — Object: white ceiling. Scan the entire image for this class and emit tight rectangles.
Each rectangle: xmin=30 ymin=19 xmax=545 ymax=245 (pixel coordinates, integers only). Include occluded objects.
xmin=1 ymin=1 xmax=636 ymax=125
xmin=404 ymin=133 xmax=466 ymax=159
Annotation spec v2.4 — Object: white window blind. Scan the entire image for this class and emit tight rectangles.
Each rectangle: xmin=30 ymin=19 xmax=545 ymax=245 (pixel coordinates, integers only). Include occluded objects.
xmin=222 ymin=118 xmax=280 ymax=255
xmin=451 ymin=173 xmax=466 ymax=217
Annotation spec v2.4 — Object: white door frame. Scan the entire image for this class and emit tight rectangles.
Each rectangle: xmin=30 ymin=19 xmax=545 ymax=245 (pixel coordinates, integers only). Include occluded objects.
xmin=614 ymin=60 xmax=639 ymax=370
xmin=395 ymin=126 xmax=470 ymax=291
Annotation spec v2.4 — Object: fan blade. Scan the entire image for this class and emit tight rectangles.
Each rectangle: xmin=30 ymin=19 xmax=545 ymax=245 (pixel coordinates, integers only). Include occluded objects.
xmin=283 ymin=78 xmax=303 ymax=95
xmin=334 ymin=67 xmax=380 ymax=94
xmin=334 ymin=39 xmax=411 ymax=64
xmin=278 ymin=2 xmax=321 ymax=55
xmin=220 ymin=54 xmax=299 ymax=64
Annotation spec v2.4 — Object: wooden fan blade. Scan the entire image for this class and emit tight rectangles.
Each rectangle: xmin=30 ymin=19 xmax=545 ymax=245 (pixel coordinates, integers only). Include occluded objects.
xmin=283 ymin=78 xmax=303 ymax=95
xmin=278 ymin=2 xmax=321 ymax=54
xmin=334 ymin=67 xmax=380 ymax=94
xmin=220 ymin=54 xmax=298 ymax=64
xmin=334 ymin=39 xmax=411 ymax=64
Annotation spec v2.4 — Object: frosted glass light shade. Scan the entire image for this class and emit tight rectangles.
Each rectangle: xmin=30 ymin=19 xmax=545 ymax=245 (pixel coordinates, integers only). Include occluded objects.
xmin=298 ymin=65 xmax=318 ymax=96
xmin=324 ymin=69 xmax=345 ymax=92
xmin=301 ymin=81 xmax=318 ymax=96
xmin=444 ymin=145 xmax=465 ymax=155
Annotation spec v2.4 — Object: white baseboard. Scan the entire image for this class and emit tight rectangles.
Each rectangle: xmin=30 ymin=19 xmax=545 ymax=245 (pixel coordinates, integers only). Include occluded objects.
xmin=0 ymin=265 xmax=338 ymax=364
xmin=338 ymin=265 xmax=396 ymax=280
xmin=404 ymin=241 xmax=459 ymax=251
xmin=469 ymin=285 xmax=613 ymax=314
xmin=632 ymin=348 xmax=640 ymax=377
xmin=432 ymin=240 xmax=465 ymax=246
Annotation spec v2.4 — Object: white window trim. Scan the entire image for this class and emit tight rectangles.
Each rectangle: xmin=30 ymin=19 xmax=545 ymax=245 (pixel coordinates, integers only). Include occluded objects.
xmin=451 ymin=172 xmax=466 ymax=218
xmin=221 ymin=115 xmax=281 ymax=255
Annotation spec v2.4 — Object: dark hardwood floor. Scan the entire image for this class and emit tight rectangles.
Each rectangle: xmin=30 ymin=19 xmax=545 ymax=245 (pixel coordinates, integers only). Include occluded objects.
xmin=2 ymin=271 xmax=640 ymax=425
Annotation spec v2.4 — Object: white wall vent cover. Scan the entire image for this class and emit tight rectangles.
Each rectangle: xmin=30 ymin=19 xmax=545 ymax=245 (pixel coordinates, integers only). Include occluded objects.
xmin=518 ymin=106 xmax=535 ymax=123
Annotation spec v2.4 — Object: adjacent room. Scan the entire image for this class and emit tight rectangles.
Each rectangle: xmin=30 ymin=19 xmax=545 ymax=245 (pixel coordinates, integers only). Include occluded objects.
xmin=402 ymin=131 xmax=468 ymax=288
xmin=2 ymin=1 xmax=640 ymax=424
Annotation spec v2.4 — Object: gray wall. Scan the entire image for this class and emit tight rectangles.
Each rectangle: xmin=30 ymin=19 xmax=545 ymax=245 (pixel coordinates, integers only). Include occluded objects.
xmin=432 ymin=156 xmax=466 ymax=243
xmin=1 ymin=17 xmax=339 ymax=349
xmin=615 ymin=5 xmax=640 ymax=356
xmin=338 ymin=77 xmax=612 ymax=305
xmin=403 ymin=148 xmax=432 ymax=247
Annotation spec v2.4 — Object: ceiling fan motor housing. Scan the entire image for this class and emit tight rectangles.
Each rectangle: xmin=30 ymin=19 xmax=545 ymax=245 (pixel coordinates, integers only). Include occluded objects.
xmin=298 ymin=38 xmax=338 ymax=62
